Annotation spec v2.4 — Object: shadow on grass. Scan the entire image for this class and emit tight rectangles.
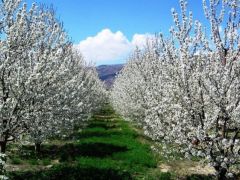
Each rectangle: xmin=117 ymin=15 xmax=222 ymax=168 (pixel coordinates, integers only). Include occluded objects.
xmin=96 ymin=106 xmax=115 ymax=115
xmin=59 ymin=143 xmax=128 ymax=161
xmin=64 ymin=120 xmax=121 ymax=140
xmin=20 ymin=142 xmax=128 ymax=161
xmin=186 ymin=174 xmax=215 ymax=180
xmin=9 ymin=165 xmax=132 ymax=180
xmin=87 ymin=122 xmax=117 ymax=130
xmin=73 ymin=130 xmax=123 ymax=139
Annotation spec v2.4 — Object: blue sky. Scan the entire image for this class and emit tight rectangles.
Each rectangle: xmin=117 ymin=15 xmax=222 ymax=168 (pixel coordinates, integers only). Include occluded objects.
xmin=25 ymin=0 xmax=207 ymax=65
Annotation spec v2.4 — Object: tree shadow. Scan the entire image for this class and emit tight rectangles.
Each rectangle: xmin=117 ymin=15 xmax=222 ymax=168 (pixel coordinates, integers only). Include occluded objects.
xmin=59 ymin=142 xmax=128 ymax=161
xmin=9 ymin=165 xmax=132 ymax=180
xmin=96 ymin=106 xmax=115 ymax=115
xmin=20 ymin=142 xmax=128 ymax=161
xmin=186 ymin=174 xmax=215 ymax=180
xmin=75 ymin=130 xmax=123 ymax=139
xmin=65 ymin=124 xmax=121 ymax=140
xmin=87 ymin=122 xmax=117 ymax=130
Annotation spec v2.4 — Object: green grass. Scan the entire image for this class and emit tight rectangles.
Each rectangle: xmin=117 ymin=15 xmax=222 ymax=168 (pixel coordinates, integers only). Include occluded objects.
xmin=41 ymin=158 xmax=51 ymax=166
xmin=11 ymin=157 xmax=22 ymax=165
xmin=8 ymin=105 xmax=168 ymax=179
xmin=7 ymin=105 xmax=223 ymax=179
xmin=27 ymin=159 xmax=40 ymax=165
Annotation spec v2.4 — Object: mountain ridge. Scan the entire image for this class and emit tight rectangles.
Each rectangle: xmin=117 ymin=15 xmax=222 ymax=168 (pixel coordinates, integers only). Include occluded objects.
xmin=96 ymin=64 xmax=124 ymax=88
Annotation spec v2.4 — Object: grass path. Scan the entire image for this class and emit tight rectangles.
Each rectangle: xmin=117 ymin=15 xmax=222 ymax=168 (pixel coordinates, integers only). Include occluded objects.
xmin=8 ymin=105 xmax=171 ymax=180
xmin=8 ymin=105 xmax=219 ymax=179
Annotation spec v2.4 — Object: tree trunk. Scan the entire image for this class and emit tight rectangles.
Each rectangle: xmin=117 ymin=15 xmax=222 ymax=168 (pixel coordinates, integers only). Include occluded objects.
xmin=0 ymin=141 xmax=7 ymax=153
xmin=214 ymin=166 xmax=227 ymax=180
xmin=35 ymin=143 xmax=41 ymax=154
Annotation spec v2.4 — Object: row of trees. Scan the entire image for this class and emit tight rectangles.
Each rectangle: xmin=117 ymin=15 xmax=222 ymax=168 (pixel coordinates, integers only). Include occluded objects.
xmin=111 ymin=0 xmax=239 ymax=179
xmin=0 ymin=0 xmax=106 ymax=157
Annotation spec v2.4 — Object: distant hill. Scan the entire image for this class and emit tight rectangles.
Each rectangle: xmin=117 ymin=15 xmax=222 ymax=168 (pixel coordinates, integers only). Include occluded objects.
xmin=96 ymin=64 xmax=124 ymax=88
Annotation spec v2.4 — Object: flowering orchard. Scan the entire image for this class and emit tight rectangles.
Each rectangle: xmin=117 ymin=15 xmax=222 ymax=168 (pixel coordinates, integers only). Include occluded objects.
xmin=111 ymin=0 xmax=240 ymax=179
xmin=0 ymin=0 xmax=106 ymax=157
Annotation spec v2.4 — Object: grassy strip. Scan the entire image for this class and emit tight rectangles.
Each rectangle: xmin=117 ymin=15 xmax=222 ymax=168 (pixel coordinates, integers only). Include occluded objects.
xmin=8 ymin=105 xmax=171 ymax=179
xmin=7 ymin=105 xmax=218 ymax=179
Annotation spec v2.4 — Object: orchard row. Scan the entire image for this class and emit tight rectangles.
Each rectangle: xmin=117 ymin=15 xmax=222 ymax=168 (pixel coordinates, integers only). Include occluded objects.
xmin=111 ymin=0 xmax=240 ymax=179
xmin=0 ymin=0 xmax=106 ymax=164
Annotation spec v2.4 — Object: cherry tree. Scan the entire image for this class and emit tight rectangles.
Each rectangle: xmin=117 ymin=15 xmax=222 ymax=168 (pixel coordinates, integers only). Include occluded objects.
xmin=0 ymin=1 xmax=70 ymax=153
xmin=23 ymin=5 xmax=74 ymax=153
xmin=0 ymin=0 xmax=39 ymax=153
xmin=159 ymin=1 xmax=239 ymax=178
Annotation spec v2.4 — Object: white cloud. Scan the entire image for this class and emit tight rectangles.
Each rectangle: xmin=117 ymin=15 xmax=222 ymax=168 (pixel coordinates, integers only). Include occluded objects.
xmin=74 ymin=28 xmax=154 ymax=64
xmin=75 ymin=29 xmax=131 ymax=64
